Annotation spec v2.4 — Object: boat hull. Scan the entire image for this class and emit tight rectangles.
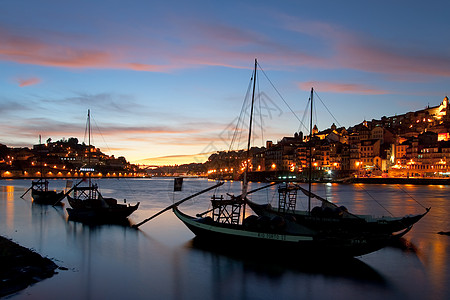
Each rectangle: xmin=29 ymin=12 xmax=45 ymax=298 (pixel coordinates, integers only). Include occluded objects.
xmin=31 ymin=189 xmax=65 ymax=205
xmin=247 ymin=200 xmax=428 ymax=236
xmin=173 ymin=207 xmax=391 ymax=257
xmin=67 ymin=195 xmax=139 ymax=223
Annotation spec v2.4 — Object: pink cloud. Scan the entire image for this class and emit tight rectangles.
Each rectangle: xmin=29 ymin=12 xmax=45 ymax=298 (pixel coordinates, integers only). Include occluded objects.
xmin=299 ymin=81 xmax=388 ymax=95
xmin=339 ymin=41 xmax=450 ymax=77
xmin=0 ymin=19 xmax=324 ymax=73
xmin=0 ymin=28 xmax=109 ymax=67
xmin=7 ymin=14 xmax=449 ymax=80
xmin=16 ymin=77 xmax=41 ymax=87
xmin=0 ymin=27 xmax=172 ymax=71
xmin=280 ymin=17 xmax=450 ymax=78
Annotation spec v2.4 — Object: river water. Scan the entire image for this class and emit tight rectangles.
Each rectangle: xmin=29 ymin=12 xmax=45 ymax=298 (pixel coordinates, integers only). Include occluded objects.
xmin=0 ymin=178 xmax=448 ymax=300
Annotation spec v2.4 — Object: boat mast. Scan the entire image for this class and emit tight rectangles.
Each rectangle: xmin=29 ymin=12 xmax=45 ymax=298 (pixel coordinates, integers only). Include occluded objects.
xmin=39 ymin=135 xmax=43 ymax=181
xmin=88 ymin=109 xmax=91 ymax=157
xmin=37 ymin=134 xmax=47 ymax=189
xmin=241 ymin=59 xmax=257 ymax=222
xmin=242 ymin=59 xmax=257 ymax=199
xmin=88 ymin=109 xmax=92 ymax=199
xmin=308 ymin=87 xmax=313 ymax=213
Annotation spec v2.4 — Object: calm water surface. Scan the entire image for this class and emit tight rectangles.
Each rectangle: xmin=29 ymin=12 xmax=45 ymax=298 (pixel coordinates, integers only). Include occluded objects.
xmin=0 ymin=178 xmax=449 ymax=300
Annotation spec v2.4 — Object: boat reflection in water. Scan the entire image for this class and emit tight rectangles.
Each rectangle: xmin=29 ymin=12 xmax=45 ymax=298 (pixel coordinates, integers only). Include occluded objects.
xmin=186 ymin=237 xmax=388 ymax=285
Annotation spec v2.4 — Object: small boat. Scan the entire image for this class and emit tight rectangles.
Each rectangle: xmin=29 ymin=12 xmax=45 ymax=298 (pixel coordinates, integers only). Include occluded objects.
xmin=171 ymin=59 xmax=395 ymax=257
xmin=31 ymin=178 xmax=65 ymax=205
xmin=20 ymin=136 xmax=67 ymax=205
xmin=67 ymin=183 xmax=139 ymax=222
xmin=66 ymin=110 xmax=139 ymax=223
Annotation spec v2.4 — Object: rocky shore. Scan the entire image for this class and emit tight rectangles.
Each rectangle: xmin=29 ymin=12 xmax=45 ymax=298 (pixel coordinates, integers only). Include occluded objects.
xmin=0 ymin=236 xmax=59 ymax=297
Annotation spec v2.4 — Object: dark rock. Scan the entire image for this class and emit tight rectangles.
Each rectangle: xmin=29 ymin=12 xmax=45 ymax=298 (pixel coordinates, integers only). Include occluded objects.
xmin=0 ymin=236 xmax=58 ymax=297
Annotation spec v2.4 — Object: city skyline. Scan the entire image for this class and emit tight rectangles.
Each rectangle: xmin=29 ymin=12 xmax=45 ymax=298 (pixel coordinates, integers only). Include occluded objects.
xmin=1 ymin=1 xmax=450 ymax=165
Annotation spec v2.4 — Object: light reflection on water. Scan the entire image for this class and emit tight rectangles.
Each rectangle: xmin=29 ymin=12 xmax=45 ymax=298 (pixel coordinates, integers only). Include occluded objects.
xmin=0 ymin=178 xmax=449 ymax=300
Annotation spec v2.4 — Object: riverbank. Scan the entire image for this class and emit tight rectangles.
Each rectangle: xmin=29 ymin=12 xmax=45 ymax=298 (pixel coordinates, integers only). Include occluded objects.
xmin=0 ymin=236 xmax=59 ymax=297
xmin=0 ymin=174 xmax=148 ymax=180
xmin=349 ymin=177 xmax=450 ymax=185
xmin=1 ymin=175 xmax=449 ymax=185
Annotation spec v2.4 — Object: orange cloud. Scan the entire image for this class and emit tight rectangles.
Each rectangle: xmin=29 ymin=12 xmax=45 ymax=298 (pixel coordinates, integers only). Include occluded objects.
xmin=137 ymin=152 xmax=214 ymax=166
xmin=127 ymin=62 xmax=173 ymax=72
xmin=0 ymin=29 xmax=108 ymax=67
xmin=299 ymin=81 xmax=388 ymax=95
xmin=16 ymin=77 xmax=41 ymax=87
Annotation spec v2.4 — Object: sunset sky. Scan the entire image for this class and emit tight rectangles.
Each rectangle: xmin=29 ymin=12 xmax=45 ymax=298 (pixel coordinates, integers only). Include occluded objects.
xmin=1 ymin=1 xmax=450 ymax=165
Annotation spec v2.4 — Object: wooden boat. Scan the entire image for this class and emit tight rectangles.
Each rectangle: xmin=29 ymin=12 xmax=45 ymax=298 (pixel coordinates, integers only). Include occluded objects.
xmin=31 ymin=179 xmax=65 ymax=205
xmin=173 ymin=205 xmax=392 ymax=257
xmin=246 ymin=182 xmax=429 ymax=237
xmin=66 ymin=110 xmax=139 ymax=223
xmin=20 ymin=136 xmax=67 ymax=205
xmin=170 ymin=60 xmax=396 ymax=257
xmin=67 ymin=183 xmax=139 ymax=222
xmin=246 ymin=88 xmax=429 ymax=237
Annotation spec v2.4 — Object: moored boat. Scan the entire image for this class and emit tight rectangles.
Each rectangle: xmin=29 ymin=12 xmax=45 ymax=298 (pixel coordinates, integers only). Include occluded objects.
xmin=31 ymin=179 xmax=65 ymax=205
xmin=173 ymin=205 xmax=391 ymax=257
xmin=66 ymin=110 xmax=139 ymax=223
xmin=67 ymin=183 xmax=139 ymax=222
xmin=246 ymin=87 xmax=429 ymax=237
xmin=22 ymin=136 xmax=67 ymax=205
xmin=247 ymin=182 xmax=429 ymax=237
xmin=170 ymin=59 xmax=396 ymax=257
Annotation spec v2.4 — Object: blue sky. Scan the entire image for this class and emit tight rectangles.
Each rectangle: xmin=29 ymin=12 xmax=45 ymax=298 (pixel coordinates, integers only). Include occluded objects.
xmin=1 ymin=0 xmax=450 ymax=165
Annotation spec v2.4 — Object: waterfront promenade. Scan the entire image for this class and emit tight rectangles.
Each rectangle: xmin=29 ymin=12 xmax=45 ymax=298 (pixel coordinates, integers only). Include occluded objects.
xmin=350 ymin=176 xmax=450 ymax=185
xmin=2 ymin=172 xmax=450 ymax=185
xmin=0 ymin=171 xmax=147 ymax=179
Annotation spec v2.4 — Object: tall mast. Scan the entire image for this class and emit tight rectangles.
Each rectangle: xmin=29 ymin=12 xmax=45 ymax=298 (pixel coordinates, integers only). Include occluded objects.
xmin=88 ymin=109 xmax=92 ymax=197
xmin=241 ymin=59 xmax=257 ymax=223
xmin=38 ymin=135 xmax=44 ymax=183
xmin=242 ymin=58 xmax=257 ymax=198
xmin=88 ymin=109 xmax=91 ymax=153
xmin=308 ymin=87 xmax=313 ymax=213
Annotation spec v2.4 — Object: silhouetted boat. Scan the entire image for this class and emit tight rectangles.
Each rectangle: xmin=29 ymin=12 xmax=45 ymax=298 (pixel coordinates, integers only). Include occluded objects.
xmin=66 ymin=110 xmax=139 ymax=222
xmin=67 ymin=183 xmax=139 ymax=222
xmin=246 ymin=88 xmax=429 ymax=237
xmin=171 ymin=59 xmax=395 ymax=257
xmin=174 ymin=205 xmax=392 ymax=256
xmin=31 ymin=179 xmax=65 ymax=205
xmin=247 ymin=183 xmax=429 ymax=237
xmin=21 ymin=136 xmax=67 ymax=205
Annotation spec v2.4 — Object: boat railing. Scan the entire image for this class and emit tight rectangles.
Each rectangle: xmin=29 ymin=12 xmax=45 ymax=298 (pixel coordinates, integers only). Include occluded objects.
xmin=211 ymin=195 xmax=244 ymax=225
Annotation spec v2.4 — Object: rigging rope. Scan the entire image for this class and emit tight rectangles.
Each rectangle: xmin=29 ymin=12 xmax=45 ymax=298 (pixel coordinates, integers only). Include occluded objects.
xmin=313 ymin=90 xmax=343 ymax=128
xmin=257 ymin=62 xmax=307 ymax=133
xmin=257 ymin=73 xmax=265 ymax=147
xmin=90 ymin=113 xmax=139 ymax=203
xmin=298 ymin=97 xmax=311 ymax=135
xmin=313 ymin=95 xmax=318 ymax=132
xmin=229 ymin=76 xmax=253 ymax=151
xmin=395 ymin=184 xmax=428 ymax=210
xmin=356 ymin=183 xmax=394 ymax=217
